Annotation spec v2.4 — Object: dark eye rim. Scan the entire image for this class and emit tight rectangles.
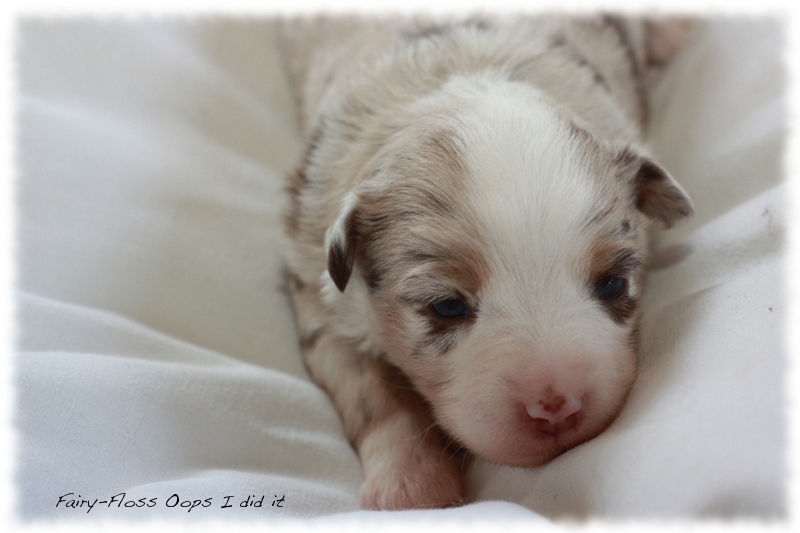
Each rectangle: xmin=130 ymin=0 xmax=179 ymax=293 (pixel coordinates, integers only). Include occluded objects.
xmin=594 ymin=276 xmax=628 ymax=301
xmin=429 ymin=298 xmax=472 ymax=318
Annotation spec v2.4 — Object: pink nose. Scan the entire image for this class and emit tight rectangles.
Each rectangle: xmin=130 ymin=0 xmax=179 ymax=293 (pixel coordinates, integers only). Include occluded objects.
xmin=525 ymin=394 xmax=582 ymax=436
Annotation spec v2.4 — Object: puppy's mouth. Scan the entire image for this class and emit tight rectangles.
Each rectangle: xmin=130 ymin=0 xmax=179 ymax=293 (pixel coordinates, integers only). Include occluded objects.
xmin=490 ymin=405 xmax=591 ymax=467
xmin=436 ymin=392 xmax=628 ymax=468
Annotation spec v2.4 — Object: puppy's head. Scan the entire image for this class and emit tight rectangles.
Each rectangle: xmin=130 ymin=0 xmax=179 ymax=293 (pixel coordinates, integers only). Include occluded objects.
xmin=325 ymin=78 xmax=692 ymax=466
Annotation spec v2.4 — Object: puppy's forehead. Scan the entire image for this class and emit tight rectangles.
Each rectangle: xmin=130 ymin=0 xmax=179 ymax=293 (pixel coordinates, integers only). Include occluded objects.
xmin=361 ymin=78 xmax=632 ymax=297
xmin=451 ymin=82 xmax=620 ymax=259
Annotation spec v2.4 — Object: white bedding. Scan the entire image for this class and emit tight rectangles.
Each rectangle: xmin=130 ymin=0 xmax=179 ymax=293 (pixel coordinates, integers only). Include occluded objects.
xmin=15 ymin=16 xmax=786 ymax=522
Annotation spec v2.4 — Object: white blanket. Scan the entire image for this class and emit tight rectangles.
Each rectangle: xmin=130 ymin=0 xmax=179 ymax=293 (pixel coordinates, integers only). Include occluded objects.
xmin=16 ymin=16 xmax=785 ymax=522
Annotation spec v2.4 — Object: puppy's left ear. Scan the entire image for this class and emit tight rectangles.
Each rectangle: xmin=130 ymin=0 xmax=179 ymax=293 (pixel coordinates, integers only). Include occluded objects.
xmin=618 ymin=147 xmax=693 ymax=228
xmin=325 ymin=192 xmax=358 ymax=292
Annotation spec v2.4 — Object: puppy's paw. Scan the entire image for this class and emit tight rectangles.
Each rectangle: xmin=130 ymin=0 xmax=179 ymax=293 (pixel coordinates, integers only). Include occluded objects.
xmin=359 ymin=455 xmax=464 ymax=510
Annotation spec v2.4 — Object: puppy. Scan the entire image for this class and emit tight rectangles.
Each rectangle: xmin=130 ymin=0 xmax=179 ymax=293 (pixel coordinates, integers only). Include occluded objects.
xmin=279 ymin=14 xmax=694 ymax=510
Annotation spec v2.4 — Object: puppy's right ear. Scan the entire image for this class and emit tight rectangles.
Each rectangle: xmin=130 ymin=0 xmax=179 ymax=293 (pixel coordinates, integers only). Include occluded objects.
xmin=325 ymin=192 xmax=358 ymax=292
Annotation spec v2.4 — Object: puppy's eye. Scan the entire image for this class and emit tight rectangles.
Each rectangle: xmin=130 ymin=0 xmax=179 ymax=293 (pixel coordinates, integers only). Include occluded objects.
xmin=595 ymin=277 xmax=626 ymax=301
xmin=430 ymin=299 xmax=469 ymax=318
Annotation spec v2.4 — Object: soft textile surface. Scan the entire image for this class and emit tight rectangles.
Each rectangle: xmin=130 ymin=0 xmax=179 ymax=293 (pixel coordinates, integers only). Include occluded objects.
xmin=15 ymin=17 xmax=785 ymax=522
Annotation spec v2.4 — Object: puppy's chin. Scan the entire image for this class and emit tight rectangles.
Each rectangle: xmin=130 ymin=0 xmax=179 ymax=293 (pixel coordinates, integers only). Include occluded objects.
xmin=458 ymin=400 xmax=630 ymax=467
xmin=444 ymin=401 xmax=631 ymax=467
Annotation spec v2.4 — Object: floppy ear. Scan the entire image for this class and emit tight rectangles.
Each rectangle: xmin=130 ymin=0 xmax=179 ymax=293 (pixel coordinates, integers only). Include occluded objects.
xmin=618 ymin=147 xmax=694 ymax=228
xmin=325 ymin=192 xmax=358 ymax=292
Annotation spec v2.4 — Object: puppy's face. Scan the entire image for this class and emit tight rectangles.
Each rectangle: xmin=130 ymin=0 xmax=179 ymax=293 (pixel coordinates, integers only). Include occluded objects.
xmin=326 ymin=79 xmax=692 ymax=466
